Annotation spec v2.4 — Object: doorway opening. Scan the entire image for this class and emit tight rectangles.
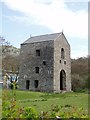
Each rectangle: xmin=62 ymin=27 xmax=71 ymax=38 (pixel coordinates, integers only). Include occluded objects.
xmin=26 ymin=80 xmax=30 ymax=90
xmin=34 ymin=80 xmax=39 ymax=88
xmin=60 ymin=70 xmax=66 ymax=90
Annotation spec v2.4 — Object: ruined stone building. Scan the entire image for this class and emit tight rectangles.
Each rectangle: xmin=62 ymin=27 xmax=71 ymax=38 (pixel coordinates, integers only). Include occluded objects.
xmin=18 ymin=32 xmax=71 ymax=93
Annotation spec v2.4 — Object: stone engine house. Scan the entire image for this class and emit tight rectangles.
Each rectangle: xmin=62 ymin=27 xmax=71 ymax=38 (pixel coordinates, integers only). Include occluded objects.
xmin=18 ymin=32 xmax=71 ymax=93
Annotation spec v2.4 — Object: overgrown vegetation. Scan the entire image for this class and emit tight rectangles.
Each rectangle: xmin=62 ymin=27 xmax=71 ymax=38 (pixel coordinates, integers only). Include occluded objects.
xmin=0 ymin=37 xmax=20 ymax=74
xmin=2 ymin=55 xmax=20 ymax=74
xmin=71 ymin=57 xmax=88 ymax=92
xmin=2 ymin=88 xmax=88 ymax=119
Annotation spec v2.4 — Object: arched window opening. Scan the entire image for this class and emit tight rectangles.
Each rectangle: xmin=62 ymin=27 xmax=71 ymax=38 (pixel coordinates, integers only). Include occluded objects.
xmin=61 ymin=48 xmax=65 ymax=59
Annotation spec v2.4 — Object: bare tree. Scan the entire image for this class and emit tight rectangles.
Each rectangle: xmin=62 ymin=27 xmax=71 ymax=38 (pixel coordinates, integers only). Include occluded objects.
xmin=0 ymin=36 xmax=20 ymax=74
xmin=0 ymin=36 xmax=10 ymax=45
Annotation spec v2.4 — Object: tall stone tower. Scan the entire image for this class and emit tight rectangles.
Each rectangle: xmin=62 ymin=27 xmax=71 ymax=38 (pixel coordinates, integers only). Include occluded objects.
xmin=18 ymin=32 xmax=71 ymax=93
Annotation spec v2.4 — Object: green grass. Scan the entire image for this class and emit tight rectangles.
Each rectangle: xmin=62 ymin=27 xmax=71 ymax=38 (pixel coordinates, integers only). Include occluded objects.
xmin=0 ymin=89 xmax=2 ymax=119
xmin=2 ymin=89 xmax=88 ymax=114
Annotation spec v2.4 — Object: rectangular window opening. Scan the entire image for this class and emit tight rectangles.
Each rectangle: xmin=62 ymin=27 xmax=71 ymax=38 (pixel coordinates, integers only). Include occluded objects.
xmin=36 ymin=50 xmax=40 ymax=56
xmin=35 ymin=67 xmax=39 ymax=73
xmin=43 ymin=61 xmax=46 ymax=65
xmin=64 ymin=61 xmax=66 ymax=64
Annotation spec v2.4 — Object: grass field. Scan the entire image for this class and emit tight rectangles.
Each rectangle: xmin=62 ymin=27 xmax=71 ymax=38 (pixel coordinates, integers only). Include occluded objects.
xmin=0 ymin=89 xmax=2 ymax=119
xmin=2 ymin=89 xmax=88 ymax=115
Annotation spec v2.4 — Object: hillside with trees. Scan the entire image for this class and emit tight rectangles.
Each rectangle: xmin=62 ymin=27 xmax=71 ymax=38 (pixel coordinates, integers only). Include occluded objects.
xmin=0 ymin=37 xmax=20 ymax=75
xmin=71 ymin=57 xmax=88 ymax=91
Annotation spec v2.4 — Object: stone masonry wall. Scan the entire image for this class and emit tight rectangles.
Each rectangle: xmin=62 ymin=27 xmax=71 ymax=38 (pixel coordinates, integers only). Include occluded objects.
xmin=53 ymin=33 xmax=71 ymax=92
xmin=18 ymin=40 xmax=54 ymax=92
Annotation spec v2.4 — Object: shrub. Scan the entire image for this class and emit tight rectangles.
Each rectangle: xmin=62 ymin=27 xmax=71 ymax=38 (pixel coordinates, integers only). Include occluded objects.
xmin=22 ymin=107 xmax=39 ymax=119
xmin=71 ymin=74 xmax=88 ymax=92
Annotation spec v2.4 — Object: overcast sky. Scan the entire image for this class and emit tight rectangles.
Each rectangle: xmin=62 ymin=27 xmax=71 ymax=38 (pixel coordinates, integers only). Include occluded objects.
xmin=0 ymin=0 xmax=88 ymax=58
